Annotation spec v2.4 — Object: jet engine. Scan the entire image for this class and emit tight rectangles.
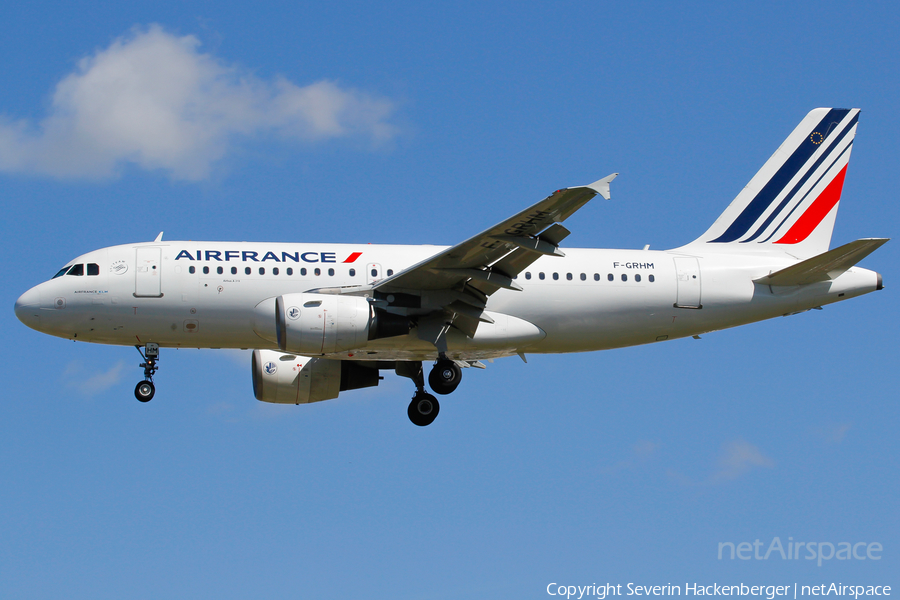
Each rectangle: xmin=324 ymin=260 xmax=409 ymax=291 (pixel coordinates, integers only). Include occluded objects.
xmin=276 ymin=294 xmax=370 ymax=354
xmin=253 ymin=293 xmax=409 ymax=355
xmin=252 ymin=349 xmax=380 ymax=404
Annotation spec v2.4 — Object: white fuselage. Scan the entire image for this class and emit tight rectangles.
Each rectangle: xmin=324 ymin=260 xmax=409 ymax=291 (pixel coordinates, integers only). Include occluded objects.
xmin=14 ymin=241 xmax=881 ymax=362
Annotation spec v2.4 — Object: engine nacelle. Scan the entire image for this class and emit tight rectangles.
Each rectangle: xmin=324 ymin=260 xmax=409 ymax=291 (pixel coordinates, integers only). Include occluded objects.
xmin=276 ymin=293 xmax=372 ymax=354
xmin=251 ymin=292 xmax=410 ymax=354
xmin=252 ymin=349 xmax=380 ymax=404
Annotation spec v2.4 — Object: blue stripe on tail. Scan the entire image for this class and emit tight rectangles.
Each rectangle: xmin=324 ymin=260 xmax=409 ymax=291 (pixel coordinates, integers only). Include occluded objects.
xmin=740 ymin=112 xmax=858 ymax=243
xmin=709 ymin=109 xmax=850 ymax=243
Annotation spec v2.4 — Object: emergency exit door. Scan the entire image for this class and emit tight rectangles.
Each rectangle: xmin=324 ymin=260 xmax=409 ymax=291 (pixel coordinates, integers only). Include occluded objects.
xmin=366 ymin=263 xmax=382 ymax=285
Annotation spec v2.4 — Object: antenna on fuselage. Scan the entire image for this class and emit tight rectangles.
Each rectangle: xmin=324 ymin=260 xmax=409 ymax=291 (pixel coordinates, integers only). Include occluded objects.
xmin=154 ymin=232 xmax=164 ymax=242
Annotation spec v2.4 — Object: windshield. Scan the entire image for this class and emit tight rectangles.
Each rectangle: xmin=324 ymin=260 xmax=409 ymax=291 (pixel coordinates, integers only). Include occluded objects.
xmin=52 ymin=266 xmax=72 ymax=279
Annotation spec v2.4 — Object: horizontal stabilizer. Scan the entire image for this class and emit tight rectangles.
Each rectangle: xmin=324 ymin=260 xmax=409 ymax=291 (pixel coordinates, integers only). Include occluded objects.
xmin=754 ymin=238 xmax=889 ymax=286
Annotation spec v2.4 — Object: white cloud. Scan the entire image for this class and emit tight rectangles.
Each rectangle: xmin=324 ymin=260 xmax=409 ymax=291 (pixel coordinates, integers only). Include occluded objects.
xmin=0 ymin=25 xmax=397 ymax=180
xmin=600 ymin=439 xmax=659 ymax=474
xmin=64 ymin=361 xmax=127 ymax=396
xmin=711 ymin=439 xmax=774 ymax=482
xmin=822 ymin=422 xmax=852 ymax=443
xmin=667 ymin=439 xmax=774 ymax=486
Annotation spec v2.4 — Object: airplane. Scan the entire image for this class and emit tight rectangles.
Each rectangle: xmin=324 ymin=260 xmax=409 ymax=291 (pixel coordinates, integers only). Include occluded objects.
xmin=14 ymin=108 xmax=887 ymax=426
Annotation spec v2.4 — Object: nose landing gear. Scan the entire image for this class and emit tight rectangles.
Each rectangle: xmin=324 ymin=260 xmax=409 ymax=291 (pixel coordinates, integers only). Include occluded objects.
xmin=134 ymin=343 xmax=159 ymax=402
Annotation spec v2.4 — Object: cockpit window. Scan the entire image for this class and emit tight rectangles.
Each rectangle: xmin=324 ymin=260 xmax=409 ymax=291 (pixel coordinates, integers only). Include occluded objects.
xmin=87 ymin=263 xmax=100 ymax=276
xmin=52 ymin=266 xmax=72 ymax=279
xmin=66 ymin=264 xmax=84 ymax=276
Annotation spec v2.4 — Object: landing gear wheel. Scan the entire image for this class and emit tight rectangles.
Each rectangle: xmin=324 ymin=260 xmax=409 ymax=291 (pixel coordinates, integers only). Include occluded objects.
xmin=428 ymin=360 xmax=461 ymax=395
xmin=135 ymin=380 xmax=155 ymax=402
xmin=408 ymin=392 xmax=440 ymax=426
xmin=133 ymin=344 xmax=160 ymax=403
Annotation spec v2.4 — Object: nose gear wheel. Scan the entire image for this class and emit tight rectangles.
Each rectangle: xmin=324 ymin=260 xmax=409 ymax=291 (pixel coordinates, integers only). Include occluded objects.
xmin=133 ymin=343 xmax=159 ymax=402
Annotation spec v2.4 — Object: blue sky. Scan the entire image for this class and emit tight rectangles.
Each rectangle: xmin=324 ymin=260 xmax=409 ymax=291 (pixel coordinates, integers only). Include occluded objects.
xmin=1 ymin=2 xmax=897 ymax=598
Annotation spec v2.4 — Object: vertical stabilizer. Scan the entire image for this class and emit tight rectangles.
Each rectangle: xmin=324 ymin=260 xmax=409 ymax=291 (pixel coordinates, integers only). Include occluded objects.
xmin=686 ymin=108 xmax=859 ymax=259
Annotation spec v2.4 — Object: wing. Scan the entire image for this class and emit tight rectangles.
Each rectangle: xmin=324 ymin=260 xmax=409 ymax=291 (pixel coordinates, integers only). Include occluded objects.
xmin=371 ymin=174 xmax=618 ymax=344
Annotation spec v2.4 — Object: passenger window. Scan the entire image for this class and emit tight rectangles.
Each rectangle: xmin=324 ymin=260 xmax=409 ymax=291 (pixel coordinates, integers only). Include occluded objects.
xmin=231 ymin=267 xmax=237 ymax=275
xmin=328 ymin=268 xmax=335 ymax=276
xmin=387 ymin=269 xmax=394 ymax=276
xmin=245 ymin=267 xmax=251 ymax=275
xmin=552 ymin=273 xmax=559 ymax=280
xmin=539 ymin=272 xmax=545 ymax=280
xmin=87 ymin=263 xmax=100 ymax=276
xmin=580 ymin=273 xmax=586 ymax=281
xmin=273 ymin=267 xmax=279 ymax=275
xmin=203 ymin=266 xmax=210 ymax=275
xmin=635 ymin=274 xmax=642 ymax=282
xmin=566 ymin=273 xmax=573 ymax=281
xmin=649 ymin=274 xmax=655 ymax=282
xmin=287 ymin=268 xmax=293 ymax=276
xmin=525 ymin=272 xmax=531 ymax=280
xmin=315 ymin=268 xmax=321 ymax=276
xmin=594 ymin=273 xmax=600 ymax=281
xmin=301 ymin=268 xmax=307 ymax=276
xmin=189 ymin=266 xmax=196 ymax=274
xmin=259 ymin=267 xmax=265 ymax=275
xmin=67 ymin=264 xmax=84 ymax=276
xmin=349 ymin=268 xmax=356 ymax=277
xmin=607 ymin=273 xmax=614 ymax=281
xmin=621 ymin=274 xmax=628 ymax=282
xmin=217 ymin=266 xmax=223 ymax=275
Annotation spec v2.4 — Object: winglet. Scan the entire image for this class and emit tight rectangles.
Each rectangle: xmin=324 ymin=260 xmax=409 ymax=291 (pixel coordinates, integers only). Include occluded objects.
xmin=586 ymin=173 xmax=618 ymax=200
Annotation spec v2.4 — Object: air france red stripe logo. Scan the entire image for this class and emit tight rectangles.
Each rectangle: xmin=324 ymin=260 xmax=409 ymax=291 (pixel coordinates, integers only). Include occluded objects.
xmin=774 ymin=165 xmax=848 ymax=245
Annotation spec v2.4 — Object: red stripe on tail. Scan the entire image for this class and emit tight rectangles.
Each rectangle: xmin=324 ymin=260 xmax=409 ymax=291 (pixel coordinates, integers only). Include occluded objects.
xmin=774 ymin=165 xmax=848 ymax=245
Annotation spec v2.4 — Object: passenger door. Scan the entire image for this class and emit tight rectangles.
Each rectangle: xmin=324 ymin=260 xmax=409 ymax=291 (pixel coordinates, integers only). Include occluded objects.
xmin=134 ymin=247 xmax=163 ymax=298
xmin=673 ymin=257 xmax=701 ymax=308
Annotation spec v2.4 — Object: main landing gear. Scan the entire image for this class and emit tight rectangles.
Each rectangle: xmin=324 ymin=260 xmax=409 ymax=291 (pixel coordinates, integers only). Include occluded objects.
xmin=408 ymin=391 xmax=439 ymax=427
xmin=396 ymin=358 xmax=464 ymax=426
xmin=428 ymin=359 xmax=462 ymax=395
xmin=134 ymin=343 xmax=159 ymax=402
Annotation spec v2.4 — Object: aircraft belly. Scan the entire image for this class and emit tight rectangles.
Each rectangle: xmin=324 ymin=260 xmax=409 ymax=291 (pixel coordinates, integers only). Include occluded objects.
xmin=486 ymin=279 xmax=679 ymax=353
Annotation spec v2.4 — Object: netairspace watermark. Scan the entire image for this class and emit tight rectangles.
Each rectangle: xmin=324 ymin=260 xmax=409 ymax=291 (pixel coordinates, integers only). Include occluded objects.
xmin=546 ymin=583 xmax=892 ymax=600
xmin=718 ymin=538 xmax=882 ymax=567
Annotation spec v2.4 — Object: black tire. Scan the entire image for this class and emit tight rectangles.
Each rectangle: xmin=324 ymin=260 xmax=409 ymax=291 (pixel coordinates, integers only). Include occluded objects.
xmin=407 ymin=393 xmax=440 ymax=426
xmin=428 ymin=360 xmax=462 ymax=395
xmin=135 ymin=380 xmax=155 ymax=402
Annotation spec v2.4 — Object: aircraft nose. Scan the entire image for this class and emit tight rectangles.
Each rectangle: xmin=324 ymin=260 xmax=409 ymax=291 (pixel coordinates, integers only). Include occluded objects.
xmin=14 ymin=286 xmax=41 ymax=327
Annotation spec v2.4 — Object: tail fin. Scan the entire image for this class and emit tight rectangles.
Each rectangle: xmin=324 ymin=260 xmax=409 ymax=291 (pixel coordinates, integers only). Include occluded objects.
xmin=687 ymin=108 xmax=859 ymax=259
